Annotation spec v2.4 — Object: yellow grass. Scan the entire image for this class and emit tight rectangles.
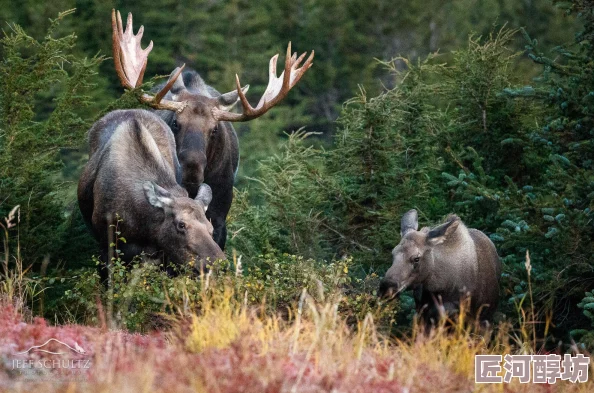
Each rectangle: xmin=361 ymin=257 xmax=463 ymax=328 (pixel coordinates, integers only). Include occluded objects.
xmin=1 ymin=279 xmax=593 ymax=392
xmin=1 ymin=215 xmax=592 ymax=392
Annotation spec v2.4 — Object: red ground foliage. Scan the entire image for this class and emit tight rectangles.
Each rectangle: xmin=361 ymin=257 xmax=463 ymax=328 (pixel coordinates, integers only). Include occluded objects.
xmin=0 ymin=303 xmax=590 ymax=392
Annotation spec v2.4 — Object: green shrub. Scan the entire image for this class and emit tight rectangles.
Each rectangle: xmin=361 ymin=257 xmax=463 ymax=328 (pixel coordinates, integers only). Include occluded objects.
xmin=60 ymin=246 xmax=396 ymax=332
xmin=227 ymin=18 xmax=593 ymax=343
xmin=0 ymin=9 xmax=104 ymax=267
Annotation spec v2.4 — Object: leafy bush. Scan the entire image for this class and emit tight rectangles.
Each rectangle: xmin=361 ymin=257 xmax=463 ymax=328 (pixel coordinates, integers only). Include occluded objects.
xmin=443 ymin=7 xmax=594 ymax=339
xmin=61 ymin=246 xmax=396 ymax=332
xmin=227 ymin=16 xmax=594 ymax=344
xmin=0 ymin=10 xmax=103 ymax=267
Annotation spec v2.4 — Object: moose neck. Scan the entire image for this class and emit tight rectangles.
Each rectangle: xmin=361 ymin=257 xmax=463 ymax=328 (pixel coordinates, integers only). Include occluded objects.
xmin=424 ymin=224 xmax=477 ymax=294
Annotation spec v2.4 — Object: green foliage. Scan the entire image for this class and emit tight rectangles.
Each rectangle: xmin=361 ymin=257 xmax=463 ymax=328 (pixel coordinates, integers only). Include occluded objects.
xmin=322 ymin=58 xmax=450 ymax=266
xmin=442 ymin=5 xmax=594 ymax=338
xmin=577 ymin=291 xmax=594 ymax=327
xmin=55 ymin=210 xmax=395 ymax=331
xmin=573 ymin=290 xmax=594 ymax=348
xmin=0 ymin=10 xmax=104 ymax=265
xmin=0 ymin=0 xmax=579 ymax=186
xmin=227 ymin=13 xmax=593 ymax=343
xmin=232 ymin=252 xmax=396 ymax=325
xmin=60 ymin=253 xmax=395 ymax=332
xmin=62 ymin=259 xmax=193 ymax=331
xmin=238 ymin=131 xmax=330 ymax=258
xmin=230 ymin=59 xmax=452 ymax=268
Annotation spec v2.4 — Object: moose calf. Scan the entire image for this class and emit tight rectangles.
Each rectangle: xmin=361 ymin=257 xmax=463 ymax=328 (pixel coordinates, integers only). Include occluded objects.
xmin=78 ymin=109 xmax=225 ymax=281
xmin=379 ymin=210 xmax=501 ymax=326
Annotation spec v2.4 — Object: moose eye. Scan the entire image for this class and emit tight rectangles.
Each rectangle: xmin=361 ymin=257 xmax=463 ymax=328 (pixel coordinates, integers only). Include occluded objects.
xmin=171 ymin=119 xmax=179 ymax=131
xmin=177 ymin=221 xmax=186 ymax=231
xmin=211 ymin=125 xmax=218 ymax=137
xmin=412 ymin=256 xmax=420 ymax=263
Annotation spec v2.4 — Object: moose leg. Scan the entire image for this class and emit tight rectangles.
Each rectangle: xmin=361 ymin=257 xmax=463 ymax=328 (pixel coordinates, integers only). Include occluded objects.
xmin=98 ymin=242 xmax=144 ymax=286
xmin=207 ymin=211 xmax=228 ymax=250
xmin=415 ymin=289 xmax=438 ymax=332
xmin=98 ymin=247 xmax=109 ymax=285
xmin=204 ymin=177 xmax=234 ymax=251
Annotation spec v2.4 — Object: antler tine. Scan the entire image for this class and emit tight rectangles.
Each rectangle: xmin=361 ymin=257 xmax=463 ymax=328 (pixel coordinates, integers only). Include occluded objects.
xmin=124 ymin=12 xmax=133 ymax=37
xmin=235 ymin=74 xmax=253 ymax=116
xmin=111 ymin=9 xmax=187 ymax=113
xmin=290 ymin=50 xmax=314 ymax=86
xmin=134 ymin=25 xmax=151 ymax=88
xmin=117 ymin=9 xmax=123 ymax=36
xmin=214 ymin=43 xmax=314 ymax=122
xmin=154 ymin=64 xmax=186 ymax=104
xmin=282 ymin=42 xmax=292 ymax=89
xmin=269 ymin=54 xmax=279 ymax=80
xmin=112 ymin=9 xmax=131 ymax=89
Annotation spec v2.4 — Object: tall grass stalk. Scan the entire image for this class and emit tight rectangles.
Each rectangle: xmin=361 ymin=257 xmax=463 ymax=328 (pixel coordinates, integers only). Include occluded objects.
xmin=0 ymin=205 xmax=37 ymax=309
xmin=525 ymin=250 xmax=537 ymax=351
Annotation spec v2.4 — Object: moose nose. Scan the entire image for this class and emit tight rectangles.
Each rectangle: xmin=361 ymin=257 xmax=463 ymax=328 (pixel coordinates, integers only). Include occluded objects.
xmin=213 ymin=248 xmax=227 ymax=261
xmin=378 ymin=279 xmax=401 ymax=300
xmin=179 ymin=152 xmax=207 ymax=198
xmin=194 ymin=245 xmax=226 ymax=272
xmin=182 ymin=175 xmax=204 ymax=199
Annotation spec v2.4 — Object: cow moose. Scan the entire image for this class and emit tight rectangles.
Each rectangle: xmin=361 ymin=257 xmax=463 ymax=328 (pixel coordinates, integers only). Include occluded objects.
xmin=110 ymin=10 xmax=314 ymax=250
xmin=77 ymin=109 xmax=226 ymax=282
xmin=379 ymin=210 xmax=501 ymax=326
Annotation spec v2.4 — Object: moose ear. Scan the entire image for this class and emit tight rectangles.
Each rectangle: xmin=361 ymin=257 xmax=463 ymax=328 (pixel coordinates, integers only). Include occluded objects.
xmin=217 ymin=85 xmax=250 ymax=110
xmin=143 ymin=181 xmax=173 ymax=209
xmin=426 ymin=217 xmax=460 ymax=246
xmin=168 ymin=67 xmax=187 ymax=98
xmin=195 ymin=183 xmax=213 ymax=211
xmin=400 ymin=209 xmax=419 ymax=237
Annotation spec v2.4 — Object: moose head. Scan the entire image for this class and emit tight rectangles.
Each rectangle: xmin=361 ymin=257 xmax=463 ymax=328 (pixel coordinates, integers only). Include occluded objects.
xmin=111 ymin=10 xmax=314 ymax=197
xmin=379 ymin=209 xmax=461 ymax=299
xmin=143 ymin=182 xmax=225 ymax=269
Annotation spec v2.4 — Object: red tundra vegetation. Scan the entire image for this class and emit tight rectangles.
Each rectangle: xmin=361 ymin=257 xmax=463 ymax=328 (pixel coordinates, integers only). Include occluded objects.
xmin=0 ymin=290 xmax=592 ymax=393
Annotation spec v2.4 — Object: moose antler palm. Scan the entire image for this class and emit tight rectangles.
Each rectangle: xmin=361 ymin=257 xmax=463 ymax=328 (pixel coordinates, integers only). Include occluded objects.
xmin=212 ymin=43 xmax=314 ymax=122
xmin=112 ymin=9 xmax=186 ymax=112
xmin=111 ymin=9 xmax=313 ymax=119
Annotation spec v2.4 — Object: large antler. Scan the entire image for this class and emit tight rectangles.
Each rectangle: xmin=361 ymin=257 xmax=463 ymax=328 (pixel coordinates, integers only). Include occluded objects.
xmin=112 ymin=9 xmax=187 ymax=113
xmin=212 ymin=43 xmax=314 ymax=122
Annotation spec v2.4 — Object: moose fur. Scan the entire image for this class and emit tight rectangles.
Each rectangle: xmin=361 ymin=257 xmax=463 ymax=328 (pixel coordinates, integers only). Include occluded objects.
xmin=154 ymin=70 xmax=241 ymax=250
xmin=379 ymin=210 xmax=501 ymax=325
xmin=78 ymin=109 xmax=225 ymax=281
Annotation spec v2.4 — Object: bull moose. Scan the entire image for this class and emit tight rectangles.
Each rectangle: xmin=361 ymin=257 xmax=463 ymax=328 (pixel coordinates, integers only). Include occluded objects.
xmin=77 ymin=109 xmax=225 ymax=282
xmin=379 ymin=210 xmax=501 ymax=326
xmin=110 ymin=9 xmax=314 ymax=249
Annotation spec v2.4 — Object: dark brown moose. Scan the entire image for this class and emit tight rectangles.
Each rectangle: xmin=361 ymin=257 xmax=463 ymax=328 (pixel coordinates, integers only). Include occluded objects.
xmin=77 ymin=110 xmax=225 ymax=282
xmin=379 ymin=210 xmax=501 ymax=326
xmin=110 ymin=9 xmax=314 ymax=249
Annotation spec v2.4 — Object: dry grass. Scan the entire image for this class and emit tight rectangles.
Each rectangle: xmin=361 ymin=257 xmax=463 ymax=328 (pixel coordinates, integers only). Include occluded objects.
xmin=0 ymin=283 xmax=592 ymax=393
xmin=1 ymin=207 xmax=592 ymax=392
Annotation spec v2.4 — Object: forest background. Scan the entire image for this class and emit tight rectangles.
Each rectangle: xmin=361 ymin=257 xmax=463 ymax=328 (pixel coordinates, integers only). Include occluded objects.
xmin=1 ymin=0 xmax=593 ymax=348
